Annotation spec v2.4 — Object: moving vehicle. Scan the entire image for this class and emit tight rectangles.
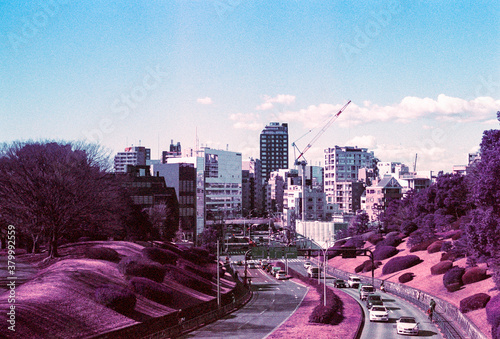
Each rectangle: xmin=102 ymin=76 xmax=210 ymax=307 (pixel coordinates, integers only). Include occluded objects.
xmin=347 ymin=276 xmax=361 ymax=288
xmin=307 ymin=266 xmax=321 ymax=278
xmin=359 ymin=285 xmax=376 ymax=300
xmin=248 ymin=262 xmax=256 ymax=269
xmin=276 ymin=270 xmax=287 ymax=280
xmin=272 ymin=266 xmax=281 ymax=276
xmin=369 ymin=306 xmax=389 ymax=322
xmin=366 ymin=294 xmax=383 ymax=309
xmin=396 ymin=316 xmax=419 ymax=335
xmin=333 ymin=279 xmax=346 ymax=288
xmin=303 ymin=261 xmax=312 ymax=269
xmin=260 ymin=259 xmax=268 ymax=268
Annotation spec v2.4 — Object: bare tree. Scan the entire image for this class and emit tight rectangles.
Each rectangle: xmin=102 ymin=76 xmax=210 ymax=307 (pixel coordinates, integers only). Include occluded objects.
xmin=0 ymin=141 xmax=128 ymax=257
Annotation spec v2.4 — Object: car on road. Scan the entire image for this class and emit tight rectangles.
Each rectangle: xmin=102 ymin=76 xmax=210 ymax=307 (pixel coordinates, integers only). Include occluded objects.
xmin=333 ymin=279 xmax=346 ymax=288
xmin=366 ymin=294 xmax=383 ymax=309
xmin=303 ymin=261 xmax=312 ymax=269
xmin=276 ymin=270 xmax=287 ymax=280
xmin=260 ymin=259 xmax=268 ymax=268
xmin=369 ymin=306 xmax=389 ymax=322
xmin=347 ymin=275 xmax=361 ymax=288
xmin=359 ymin=285 xmax=376 ymax=300
xmin=307 ymin=266 xmax=321 ymax=278
xmin=248 ymin=262 xmax=257 ymax=269
xmin=396 ymin=316 xmax=419 ymax=335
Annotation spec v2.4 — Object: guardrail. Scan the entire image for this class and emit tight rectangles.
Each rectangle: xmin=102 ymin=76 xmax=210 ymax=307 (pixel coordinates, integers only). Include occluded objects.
xmin=324 ymin=264 xmax=487 ymax=339
xmin=91 ymin=266 xmax=252 ymax=339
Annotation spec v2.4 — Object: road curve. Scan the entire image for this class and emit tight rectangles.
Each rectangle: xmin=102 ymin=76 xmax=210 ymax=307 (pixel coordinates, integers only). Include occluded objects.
xmin=180 ymin=267 xmax=308 ymax=339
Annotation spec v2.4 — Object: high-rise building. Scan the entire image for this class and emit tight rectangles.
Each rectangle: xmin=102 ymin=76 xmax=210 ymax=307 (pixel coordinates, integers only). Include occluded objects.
xmin=260 ymin=122 xmax=289 ymax=183
xmin=242 ymin=158 xmax=263 ymax=216
xmin=324 ymin=146 xmax=375 ymax=213
xmin=162 ymin=140 xmax=182 ymax=163
xmin=114 ymin=146 xmax=149 ymax=173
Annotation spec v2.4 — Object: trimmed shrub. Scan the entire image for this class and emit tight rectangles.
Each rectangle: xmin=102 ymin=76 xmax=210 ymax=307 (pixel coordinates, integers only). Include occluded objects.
xmin=367 ymin=233 xmax=384 ymax=245
xmin=118 ymin=256 xmax=166 ymax=282
xmin=343 ymin=237 xmax=365 ymax=248
xmin=430 ymin=261 xmax=453 ymax=275
xmin=462 ymin=267 xmax=490 ymax=285
xmin=441 ymin=251 xmax=460 ymax=262
xmin=460 ymin=293 xmax=491 ymax=313
xmin=401 ymin=221 xmax=418 ymax=236
xmin=87 ymin=246 xmax=121 ymax=262
xmin=382 ymin=255 xmax=422 ymax=275
xmin=409 ymin=238 xmax=438 ymax=253
xmin=309 ymin=285 xmax=343 ymax=325
xmin=129 ymin=277 xmax=173 ymax=305
xmin=399 ymin=272 xmax=414 ymax=283
xmin=373 ymin=246 xmax=399 ymax=260
xmin=443 ymin=267 xmax=465 ymax=292
xmin=376 ymin=236 xmax=402 ymax=248
xmin=427 ymin=241 xmax=444 ymax=254
xmin=354 ymin=262 xmax=365 ymax=273
xmin=486 ymin=295 xmax=500 ymax=328
xmin=95 ymin=284 xmax=136 ymax=313
xmin=362 ymin=260 xmax=382 ymax=273
xmin=142 ymin=247 xmax=178 ymax=265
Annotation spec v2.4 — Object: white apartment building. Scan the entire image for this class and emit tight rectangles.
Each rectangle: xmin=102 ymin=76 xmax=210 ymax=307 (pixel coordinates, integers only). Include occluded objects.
xmin=166 ymin=148 xmax=242 ymax=236
xmin=324 ymin=146 xmax=375 ymax=213
xmin=114 ymin=146 xmax=149 ymax=173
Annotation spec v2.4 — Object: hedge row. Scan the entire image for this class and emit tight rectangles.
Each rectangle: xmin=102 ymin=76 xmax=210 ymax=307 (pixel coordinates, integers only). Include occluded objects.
xmin=118 ymin=256 xmax=166 ymax=282
xmin=95 ymin=284 xmax=136 ymax=313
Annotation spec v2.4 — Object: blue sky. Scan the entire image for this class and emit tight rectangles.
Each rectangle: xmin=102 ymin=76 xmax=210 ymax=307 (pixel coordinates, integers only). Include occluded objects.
xmin=1 ymin=1 xmax=499 ymax=172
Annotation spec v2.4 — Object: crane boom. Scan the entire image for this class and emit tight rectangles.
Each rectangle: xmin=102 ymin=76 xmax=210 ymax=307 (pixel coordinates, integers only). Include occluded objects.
xmin=295 ymin=100 xmax=351 ymax=163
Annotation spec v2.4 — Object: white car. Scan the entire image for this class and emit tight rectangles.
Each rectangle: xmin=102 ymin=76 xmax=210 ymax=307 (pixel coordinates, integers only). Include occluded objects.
xmin=347 ymin=275 xmax=361 ymax=288
xmin=276 ymin=270 xmax=287 ymax=280
xmin=396 ymin=316 xmax=419 ymax=335
xmin=303 ymin=261 xmax=312 ymax=269
xmin=369 ymin=306 xmax=389 ymax=322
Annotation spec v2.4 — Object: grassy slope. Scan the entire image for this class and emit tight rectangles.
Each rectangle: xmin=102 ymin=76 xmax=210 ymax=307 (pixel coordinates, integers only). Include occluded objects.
xmin=0 ymin=241 xmax=235 ymax=339
xmin=328 ymin=238 xmax=498 ymax=339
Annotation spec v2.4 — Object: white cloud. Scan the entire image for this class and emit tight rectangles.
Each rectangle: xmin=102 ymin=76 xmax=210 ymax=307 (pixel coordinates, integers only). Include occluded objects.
xmin=256 ymin=94 xmax=296 ymax=110
xmin=346 ymin=135 xmax=377 ymax=149
xmin=197 ymin=97 xmax=213 ymax=105
xmin=229 ymin=113 xmax=263 ymax=131
xmin=278 ymin=95 xmax=500 ymax=128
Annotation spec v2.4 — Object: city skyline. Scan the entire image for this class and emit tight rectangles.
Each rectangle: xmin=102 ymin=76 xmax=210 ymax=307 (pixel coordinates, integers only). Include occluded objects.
xmin=1 ymin=1 xmax=499 ymax=173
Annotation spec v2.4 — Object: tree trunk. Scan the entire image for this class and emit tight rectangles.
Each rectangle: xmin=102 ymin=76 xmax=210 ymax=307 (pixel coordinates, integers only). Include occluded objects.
xmin=49 ymin=231 xmax=59 ymax=258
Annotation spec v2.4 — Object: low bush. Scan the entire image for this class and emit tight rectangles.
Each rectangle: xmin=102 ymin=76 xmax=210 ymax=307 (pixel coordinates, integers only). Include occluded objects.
xmin=177 ymin=258 xmax=214 ymax=281
xmin=129 ymin=277 xmax=173 ymax=305
xmin=401 ymin=221 xmax=418 ymax=236
xmin=373 ymin=246 xmax=399 ymax=260
xmin=367 ymin=233 xmax=384 ymax=245
xmin=440 ymin=251 xmax=461 ymax=262
xmin=362 ymin=260 xmax=382 ymax=273
xmin=440 ymin=241 xmax=453 ymax=253
xmin=409 ymin=238 xmax=438 ymax=253
xmin=309 ymin=284 xmax=343 ymax=325
xmin=443 ymin=266 xmax=465 ymax=292
xmin=376 ymin=236 xmax=402 ymax=248
xmin=430 ymin=261 xmax=453 ymax=275
xmin=460 ymin=293 xmax=491 ymax=313
xmin=399 ymin=272 xmax=414 ymax=283
xmin=354 ymin=262 xmax=364 ymax=273
xmin=118 ymin=256 xmax=166 ymax=282
xmin=86 ymin=246 xmax=121 ymax=262
xmin=486 ymin=295 xmax=500 ymax=328
xmin=427 ymin=241 xmax=444 ymax=254
xmin=462 ymin=267 xmax=490 ymax=285
xmin=95 ymin=284 xmax=136 ymax=313
xmin=343 ymin=237 xmax=365 ymax=248
xmin=142 ymin=247 xmax=178 ymax=265
xmin=382 ymin=255 xmax=422 ymax=275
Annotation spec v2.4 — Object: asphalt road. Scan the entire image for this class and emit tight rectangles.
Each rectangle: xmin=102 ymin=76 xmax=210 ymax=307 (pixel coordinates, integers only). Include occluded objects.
xmin=180 ymin=264 xmax=308 ymax=339
xmin=287 ymin=258 xmax=444 ymax=339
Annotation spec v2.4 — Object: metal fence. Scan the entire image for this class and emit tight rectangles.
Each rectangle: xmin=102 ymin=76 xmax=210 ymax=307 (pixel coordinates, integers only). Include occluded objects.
xmin=326 ymin=265 xmax=487 ymax=339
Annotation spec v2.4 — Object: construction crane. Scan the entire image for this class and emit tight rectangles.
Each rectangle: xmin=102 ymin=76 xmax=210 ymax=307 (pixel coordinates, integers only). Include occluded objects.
xmin=292 ymin=100 xmax=351 ymax=222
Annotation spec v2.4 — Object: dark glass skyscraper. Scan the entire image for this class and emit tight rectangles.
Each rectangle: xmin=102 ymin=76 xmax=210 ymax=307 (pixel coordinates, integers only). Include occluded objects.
xmin=260 ymin=122 xmax=289 ymax=183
